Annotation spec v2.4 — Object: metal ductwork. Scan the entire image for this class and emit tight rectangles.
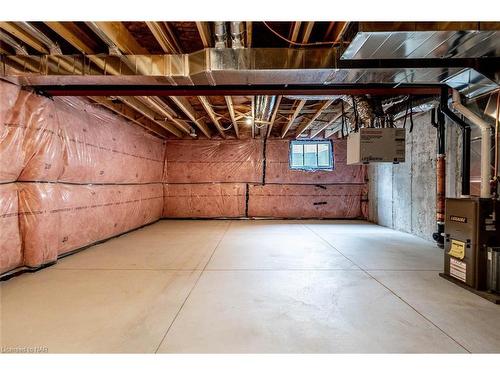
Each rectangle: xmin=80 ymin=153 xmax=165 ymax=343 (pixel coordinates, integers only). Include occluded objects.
xmin=451 ymin=90 xmax=493 ymax=198
xmin=15 ymin=22 xmax=62 ymax=54
xmin=214 ymin=22 xmax=227 ymax=49
xmin=229 ymin=22 xmax=244 ymax=49
xmin=254 ymin=95 xmax=277 ymax=124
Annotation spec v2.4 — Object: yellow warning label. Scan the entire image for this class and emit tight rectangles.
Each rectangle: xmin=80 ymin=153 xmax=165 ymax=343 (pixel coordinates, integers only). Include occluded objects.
xmin=448 ymin=239 xmax=466 ymax=260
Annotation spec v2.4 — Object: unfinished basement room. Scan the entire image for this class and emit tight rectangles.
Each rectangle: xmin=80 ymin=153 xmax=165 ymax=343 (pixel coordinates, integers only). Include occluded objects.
xmin=1 ymin=2 xmax=500 ymax=371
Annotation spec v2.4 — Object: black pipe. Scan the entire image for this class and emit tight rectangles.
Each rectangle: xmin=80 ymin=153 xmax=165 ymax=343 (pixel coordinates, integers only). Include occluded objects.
xmin=439 ymin=87 xmax=471 ymax=196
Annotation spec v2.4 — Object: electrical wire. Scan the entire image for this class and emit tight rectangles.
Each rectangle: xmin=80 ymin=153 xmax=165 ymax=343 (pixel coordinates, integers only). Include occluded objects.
xmin=262 ymin=22 xmax=346 ymax=47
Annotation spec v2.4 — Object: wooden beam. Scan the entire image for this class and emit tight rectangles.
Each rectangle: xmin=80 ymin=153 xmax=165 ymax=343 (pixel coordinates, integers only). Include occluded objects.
xmin=93 ymin=22 xmax=148 ymax=54
xmin=225 ymin=96 xmax=240 ymax=139
xmin=196 ymin=22 xmax=212 ymax=48
xmin=281 ymin=100 xmax=305 ymax=138
xmin=170 ymin=96 xmax=212 ymax=138
xmin=117 ymin=96 xmax=182 ymax=137
xmin=138 ymin=96 xmax=193 ymax=135
xmin=309 ymin=111 xmax=343 ymax=139
xmin=295 ymin=100 xmax=333 ymax=137
xmin=289 ymin=22 xmax=302 ymax=45
xmin=266 ymin=95 xmax=282 ymax=138
xmin=89 ymin=96 xmax=170 ymax=138
xmin=301 ymin=22 xmax=315 ymax=44
xmin=0 ymin=22 xmax=48 ymax=53
xmin=198 ymin=96 xmax=227 ymax=138
xmin=45 ymin=22 xmax=100 ymax=54
xmin=145 ymin=21 xmax=181 ymax=54
xmin=246 ymin=22 xmax=252 ymax=48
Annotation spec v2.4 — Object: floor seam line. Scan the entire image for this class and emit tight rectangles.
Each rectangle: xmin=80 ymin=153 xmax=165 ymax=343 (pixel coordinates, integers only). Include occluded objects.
xmin=365 ymin=270 xmax=472 ymax=354
xmin=305 ymin=225 xmax=471 ymax=354
xmin=153 ymin=220 xmax=233 ymax=354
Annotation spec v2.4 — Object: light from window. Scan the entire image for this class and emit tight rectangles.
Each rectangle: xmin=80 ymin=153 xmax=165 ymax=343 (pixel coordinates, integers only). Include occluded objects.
xmin=289 ymin=140 xmax=333 ymax=170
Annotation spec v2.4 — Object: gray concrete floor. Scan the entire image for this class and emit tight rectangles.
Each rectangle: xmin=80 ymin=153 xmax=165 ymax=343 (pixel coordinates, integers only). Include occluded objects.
xmin=1 ymin=220 xmax=500 ymax=353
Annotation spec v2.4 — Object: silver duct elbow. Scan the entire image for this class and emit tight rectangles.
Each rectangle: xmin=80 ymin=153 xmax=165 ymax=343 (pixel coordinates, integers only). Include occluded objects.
xmin=214 ymin=22 xmax=227 ymax=49
xmin=230 ymin=22 xmax=244 ymax=49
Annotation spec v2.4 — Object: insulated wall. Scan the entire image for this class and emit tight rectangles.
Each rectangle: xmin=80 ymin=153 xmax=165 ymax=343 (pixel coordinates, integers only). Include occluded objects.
xmin=162 ymin=138 xmax=367 ymax=219
xmin=0 ymin=81 xmax=165 ymax=276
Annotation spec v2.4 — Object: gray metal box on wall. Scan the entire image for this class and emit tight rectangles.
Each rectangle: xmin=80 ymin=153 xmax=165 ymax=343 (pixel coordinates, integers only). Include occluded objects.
xmin=346 ymin=128 xmax=406 ymax=165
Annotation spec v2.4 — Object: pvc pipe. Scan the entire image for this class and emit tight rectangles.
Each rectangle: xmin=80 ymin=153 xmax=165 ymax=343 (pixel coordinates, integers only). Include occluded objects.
xmin=452 ymin=90 xmax=492 ymax=198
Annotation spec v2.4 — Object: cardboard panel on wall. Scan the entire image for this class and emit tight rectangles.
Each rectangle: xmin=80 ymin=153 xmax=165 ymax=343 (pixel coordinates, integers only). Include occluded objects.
xmin=265 ymin=139 xmax=366 ymax=184
xmin=163 ymin=183 xmax=246 ymax=218
xmin=165 ymin=140 xmax=263 ymax=183
xmin=0 ymin=183 xmax=22 ymax=274
xmin=248 ymin=184 xmax=365 ymax=218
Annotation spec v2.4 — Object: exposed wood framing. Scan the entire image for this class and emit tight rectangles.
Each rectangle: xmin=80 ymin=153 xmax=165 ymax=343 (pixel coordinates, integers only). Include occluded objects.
xmin=281 ymin=100 xmax=305 ymax=138
xmin=45 ymin=22 xmax=100 ymax=54
xmin=145 ymin=22 xmax=181 ymax=53
xmin=43 ymin=21 xmax=181 ymax=137
xmin=225 ymin=96 xmax=240 ymax=139
xmin=198 ymin=96 xmax=227 ymax=138
xmin=301 ymin=22 xmax=315 ymax=43
xmin=295 ymin=100 xmax=333 ymax=137
xmin=196 ymin=22 xmax=212 ymax=48
xmin=0 ymin=22 xmax=48 ymax=53
xmin=309 ymin=111 xmax=343 ymax=139
xmin=89 ymin=96 xmax=170 ymax=138
xmin=246 ymin=22 xmax=252 ymax=48
xmin=170 ymin=96 xmax=212 ymax=138
xmin=289 ymin=22 xmax=302 ymax=45
xmin=266 ymin=95 xmax=282 ymax=138
xmin=117 ymin=96 xmax=183 ymax=137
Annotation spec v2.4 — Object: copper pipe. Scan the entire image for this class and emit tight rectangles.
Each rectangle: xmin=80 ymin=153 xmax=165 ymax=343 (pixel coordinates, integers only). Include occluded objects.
xmin=495 ymin=92 xmax=500 ymax=196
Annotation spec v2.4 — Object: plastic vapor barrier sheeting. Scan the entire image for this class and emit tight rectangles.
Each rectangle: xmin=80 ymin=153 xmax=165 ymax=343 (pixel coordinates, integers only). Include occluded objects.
xmin=0 ymin=80 xmax=165 ymax=277
xmin=248 ymin=184 xmax=366 ymax=218
xmin=163 ymin=183 xmax=246 ymax=218
xmin=165 ymin=139 xmax=263 ymax=183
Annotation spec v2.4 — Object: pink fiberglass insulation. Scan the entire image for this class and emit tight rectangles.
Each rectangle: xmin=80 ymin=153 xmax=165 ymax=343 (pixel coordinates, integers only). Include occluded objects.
xmin=18 ymin=182 xmax=163 ymax=268
xmin=165 ymin=139 xmax=263 ymax=183
xmin=0 ymin=86 xmax=63 ymax=183
xmin=163 ymin=183 xmax=246 ymax=218
xmin=18 ymin=183 xmax=60 ymax=268
xmin=248 ymin=184 xmax=365 ymax=218
xmin=56 ymin=97 xmax=165 ymax=184
xmin=265 ymin=139 xmax=366 ymax=184
xmin=0 ymin=184 xmax=22 ymax=274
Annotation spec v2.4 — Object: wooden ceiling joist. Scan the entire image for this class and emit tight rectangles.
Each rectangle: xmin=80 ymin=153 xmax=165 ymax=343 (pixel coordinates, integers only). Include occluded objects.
xmin=295 ymin=100 xmax=333 ymax=137
xmin=145 ymin=22 xmax=182 ymax=54
xmin=196 ymin=22 xmax=212 ymax=48
xmin=225 ymin=96 xmax=240 ymax=139
xmin=89 ymin=96 xmax=171 ymax=138
xmin=117 ymin=96 xmax=182 ymax=137
xmin=198 ymin=96 xmax=227 ymax=139
xmin=170 ymin=96 xmax=212 ymax=138
xmin=280 ymin=100 xmax=306 ymax=138
xmin=309 ymin=111 xmax=343 ymax=139
xmin=0 ymin=22 xmax=48 ymax=53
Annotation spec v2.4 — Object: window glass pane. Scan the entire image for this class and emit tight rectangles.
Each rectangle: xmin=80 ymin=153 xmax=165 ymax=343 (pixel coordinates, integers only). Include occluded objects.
xmin=291 ymin=144 xmax=304 ymax=167
xmin=304 ymin=143 xmax=318 ymax=168
xmin=317 ymin=143 xmax=331 ymax=167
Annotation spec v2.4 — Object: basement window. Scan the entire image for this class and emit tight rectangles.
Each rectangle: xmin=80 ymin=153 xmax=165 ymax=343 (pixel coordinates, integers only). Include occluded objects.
xmin=289 ymin=140 xmax=334 ymax=171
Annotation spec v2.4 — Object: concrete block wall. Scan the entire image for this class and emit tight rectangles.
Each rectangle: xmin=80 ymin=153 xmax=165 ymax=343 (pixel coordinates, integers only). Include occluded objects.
xmin=368 ymin=112 xmax=461 ymax=241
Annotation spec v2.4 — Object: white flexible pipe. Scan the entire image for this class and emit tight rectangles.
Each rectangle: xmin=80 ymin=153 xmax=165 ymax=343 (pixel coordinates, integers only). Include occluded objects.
xmin=452 ymin=90 xmax=492 ymax=198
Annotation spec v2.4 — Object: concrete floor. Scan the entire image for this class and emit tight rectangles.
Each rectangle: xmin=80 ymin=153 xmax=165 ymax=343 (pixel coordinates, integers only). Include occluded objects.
xmin=1 ymin=220 xmax=500 ymax=353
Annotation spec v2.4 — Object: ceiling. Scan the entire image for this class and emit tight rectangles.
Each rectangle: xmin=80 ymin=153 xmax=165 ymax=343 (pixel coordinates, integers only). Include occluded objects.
xmin=0 ymin=21 xmax=499 ymax=140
